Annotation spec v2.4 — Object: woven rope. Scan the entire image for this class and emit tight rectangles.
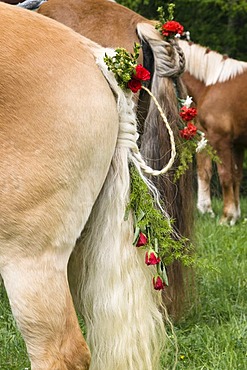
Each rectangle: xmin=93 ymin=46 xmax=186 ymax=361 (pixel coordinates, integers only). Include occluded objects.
xmin=131 ymin=86 xmax=176 ymax=176
xmin=116 ymin=86 xmax=176 ymax=177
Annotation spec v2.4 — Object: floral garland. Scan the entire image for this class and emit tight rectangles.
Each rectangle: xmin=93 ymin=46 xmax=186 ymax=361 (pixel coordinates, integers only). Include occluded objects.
xmin=103 ymin=6 xmax=218 ymax=290
xmin=155 ymin=4 xmax=218 ymax=180
xmin=174 ymin=96 xmax=219 ymax=180
xmin=104 ymin=44 xmax=195 ymax=290
xmin=127 ymin=165 xmax=194 ymax=290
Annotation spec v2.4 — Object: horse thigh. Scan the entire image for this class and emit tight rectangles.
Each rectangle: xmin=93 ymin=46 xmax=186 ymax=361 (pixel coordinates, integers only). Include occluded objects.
xmin=1 ymin=257 xmax=90 ymax=370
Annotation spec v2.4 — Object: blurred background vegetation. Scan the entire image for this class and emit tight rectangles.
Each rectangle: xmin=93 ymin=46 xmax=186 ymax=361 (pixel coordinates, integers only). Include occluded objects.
xmin=118 ymin=0 xmax=247 ymax=61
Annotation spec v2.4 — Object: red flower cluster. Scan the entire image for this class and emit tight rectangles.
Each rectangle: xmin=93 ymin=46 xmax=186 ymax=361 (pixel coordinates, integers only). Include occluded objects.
xmin=180 ymin=122 xmax=198 ymax=140
xmin=161 ymin=21 xmax=184 ymax=38
xmin=179 ymin=106 xmax=197 ymax=121
xmin=135 ymin=231 xmax=166 ymax=290
xmin=153 ymin=275 xmax=167 ymax=290
xmin=145 ymin=251 xmax=161 ymax=266
xmin=127 ymin=64 xmax=150 ymax=93
xmin=135 ymin=64 xmax=150 ymax=80
xmin=136 ymin=232 xmax=148 ymax=247
xmin=179 ymin=105 xmax=198 ymax=140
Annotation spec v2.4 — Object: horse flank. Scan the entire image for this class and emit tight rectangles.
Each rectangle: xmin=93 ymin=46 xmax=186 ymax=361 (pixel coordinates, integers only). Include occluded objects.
xmin=179 ymin=39 xmax=247 ymax=86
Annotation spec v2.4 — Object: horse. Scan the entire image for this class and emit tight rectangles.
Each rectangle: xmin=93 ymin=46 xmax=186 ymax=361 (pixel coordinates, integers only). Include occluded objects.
xmin=0 ymin=3 xmax=169 ymax=369
xmin=179 ymin=39 xmax=247 ymax=225
xmin=34 ymin=0 xmax=195 ymax=321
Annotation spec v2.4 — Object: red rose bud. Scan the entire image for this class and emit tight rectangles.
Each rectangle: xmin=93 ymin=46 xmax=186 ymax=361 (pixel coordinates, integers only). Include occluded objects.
xmin=180 ymin=122 xmax=198 ymax=140
xmin=180 ymin=106 xmax=197 ymax=121
xmin=136 ymin=232 xmax=148 ymax=247
xmin=153 ymin=275 xmax=165 ymax=290
xmin=145 ymin=250 xmax=161 ymax=266
xmin=162 ymin=21 xmax=184 ymax=37
xmin=127 ymin=78 xmax=142 ymax=93
xmin=133 ymin=64 xmax=150 ymax=81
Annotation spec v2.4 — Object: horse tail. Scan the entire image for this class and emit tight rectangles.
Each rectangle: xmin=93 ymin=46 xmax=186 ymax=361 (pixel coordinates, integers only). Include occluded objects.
xmin=68 ymin=48 xmax=166 ymax=370
xmin=137 ymin=23 xmax=195 ymax=320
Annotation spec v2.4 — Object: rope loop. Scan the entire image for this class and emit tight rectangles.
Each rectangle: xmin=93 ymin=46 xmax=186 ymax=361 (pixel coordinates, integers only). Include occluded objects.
xmin=117 ymin=86 xmax=176 ymax=177
xmin=131 ymin=86 xmax=176 ymax=176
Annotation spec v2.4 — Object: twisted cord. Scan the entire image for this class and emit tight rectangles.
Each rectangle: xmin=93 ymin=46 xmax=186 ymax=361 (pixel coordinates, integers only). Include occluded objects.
xmin=116 ymin=87 xmax=176 ymax=176
xmin=131 ymin=86 xmax=176 ymax=176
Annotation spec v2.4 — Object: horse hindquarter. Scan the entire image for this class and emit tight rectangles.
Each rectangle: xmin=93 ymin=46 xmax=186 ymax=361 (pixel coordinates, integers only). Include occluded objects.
xmin=0 ymin=4 xmax=118 ymax=369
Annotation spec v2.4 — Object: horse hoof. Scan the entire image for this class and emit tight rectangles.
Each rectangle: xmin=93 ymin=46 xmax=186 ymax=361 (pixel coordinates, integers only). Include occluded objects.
xmin=219 ymin=217 xmax=229 ymax=226
xmin=197 ymin=205 xmax=215 ymax=217
xmin=219 ymin=216 xmax=237 ymax=226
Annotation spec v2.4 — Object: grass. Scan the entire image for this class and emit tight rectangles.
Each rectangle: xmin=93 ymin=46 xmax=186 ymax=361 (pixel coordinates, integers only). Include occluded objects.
xmin=0 ymin=287 xmax=29 ymax=370
xmin=0 ymin=197 xmax=246 ymax=369
xmin=163 ymin=197 xmax=247 ymax=370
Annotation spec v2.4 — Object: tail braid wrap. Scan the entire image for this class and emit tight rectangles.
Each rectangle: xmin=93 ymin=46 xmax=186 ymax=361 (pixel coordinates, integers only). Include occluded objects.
xmin=96 ymin=49 xmax=176 ymax=177
xmin=137 ymin=22 xmax=185 ymax=78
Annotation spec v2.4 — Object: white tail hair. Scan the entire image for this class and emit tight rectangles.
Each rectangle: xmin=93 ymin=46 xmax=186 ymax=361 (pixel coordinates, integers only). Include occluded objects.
xmin=68 ymin=46 xmax=167 ymax=369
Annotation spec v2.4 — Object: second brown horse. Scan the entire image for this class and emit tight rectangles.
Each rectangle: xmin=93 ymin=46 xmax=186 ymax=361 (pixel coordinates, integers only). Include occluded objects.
xmin=179 ymin=39 xmax=247 ymax=225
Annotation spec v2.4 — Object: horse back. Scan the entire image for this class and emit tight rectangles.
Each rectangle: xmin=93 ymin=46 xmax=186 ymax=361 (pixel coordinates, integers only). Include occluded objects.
xmin=38 ymin=0 xmax=148 ymax=53
xmin=198 ymin=73 xmax=247 ymax=144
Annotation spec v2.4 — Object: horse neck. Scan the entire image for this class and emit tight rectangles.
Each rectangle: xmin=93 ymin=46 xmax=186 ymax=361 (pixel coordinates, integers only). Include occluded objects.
xmin=181 ymin=71 xmax=206 ymax=104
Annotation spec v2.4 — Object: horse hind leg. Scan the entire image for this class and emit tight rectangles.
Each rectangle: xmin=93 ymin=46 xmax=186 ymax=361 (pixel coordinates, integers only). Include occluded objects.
xmin=232 ymin=146 xmax=245 ymax=224
xmin=1 ymin=254 xmax=90 ymax=370
xmin=216 ymin=145 xmax=239 ymax=225
xmin=196 ymin=151 xmax=215 ymax=217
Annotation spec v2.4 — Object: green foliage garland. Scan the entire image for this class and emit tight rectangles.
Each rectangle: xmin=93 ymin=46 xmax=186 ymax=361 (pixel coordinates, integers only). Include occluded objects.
xmin=127 ymin=165 xmax=195 ymax=287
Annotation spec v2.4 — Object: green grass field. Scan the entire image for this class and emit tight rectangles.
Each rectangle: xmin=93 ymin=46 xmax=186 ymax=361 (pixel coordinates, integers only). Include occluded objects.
xmin=162 ymin=197 xmax=247 ymax=370
xmin=0 ymin=197 xmax=246 ymax=370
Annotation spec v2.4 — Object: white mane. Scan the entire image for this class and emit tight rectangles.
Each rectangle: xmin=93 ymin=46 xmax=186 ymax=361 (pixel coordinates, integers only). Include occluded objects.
xmin=179 ymin=39 xmax=247 ymax=86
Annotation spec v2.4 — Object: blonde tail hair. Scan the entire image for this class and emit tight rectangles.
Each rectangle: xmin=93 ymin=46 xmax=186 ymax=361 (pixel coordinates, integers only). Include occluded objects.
xmin=68 ymin=45 xmax=167 ymax=370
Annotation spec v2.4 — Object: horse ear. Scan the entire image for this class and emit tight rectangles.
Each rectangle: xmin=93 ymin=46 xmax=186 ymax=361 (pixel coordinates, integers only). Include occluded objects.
xmin=222 ymin=54 xmax=229 ymax=60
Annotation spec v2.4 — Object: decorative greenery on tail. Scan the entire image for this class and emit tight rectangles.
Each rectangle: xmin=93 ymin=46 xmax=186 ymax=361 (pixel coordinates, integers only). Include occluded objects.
xmin=127 ymin=165 xmax=195 ymax=290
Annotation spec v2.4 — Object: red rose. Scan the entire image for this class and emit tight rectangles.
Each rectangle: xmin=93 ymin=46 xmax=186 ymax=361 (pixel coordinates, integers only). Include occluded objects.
xmin=180 ymin=122 xmax=197 ymax=140
xmin=145 ymin=251 xmax=161 ymax=266
xmin=133 ymin=64 xmax=150 ymax=81
xmin=136 ymin=232 xmax=148 ymax=247
xmin=180 ymin=106 xmax=197 ymax=121
xmin=161 ymin=21 xmax=184 ymax=37
xmin=153 ymin=275 xmax=165 ymax=290
xmin=127 ymin=78 xmax=142 ymax=93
